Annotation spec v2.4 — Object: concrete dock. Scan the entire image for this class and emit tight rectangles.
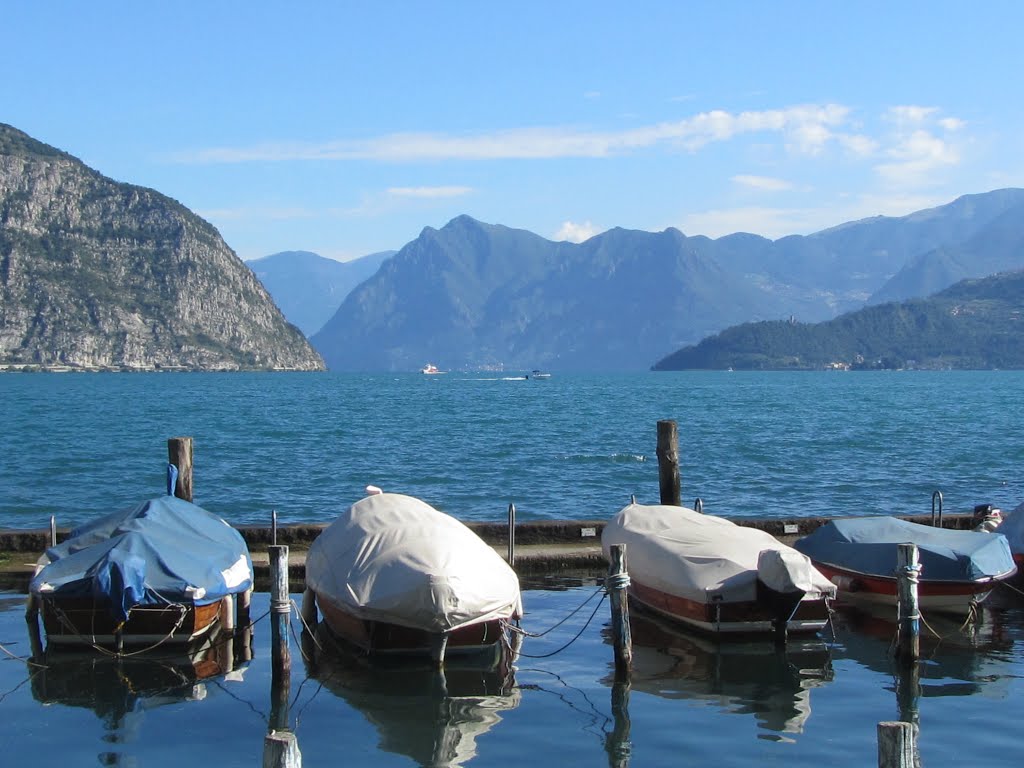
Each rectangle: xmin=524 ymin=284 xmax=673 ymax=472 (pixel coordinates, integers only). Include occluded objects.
xmin=0 ymin=513 xmax=976 ymax=592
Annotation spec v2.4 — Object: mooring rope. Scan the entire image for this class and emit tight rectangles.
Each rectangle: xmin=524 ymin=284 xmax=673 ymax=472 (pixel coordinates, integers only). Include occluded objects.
xmin=515 ymin=590 xmax=608 ymax=659
xmin=0 ymin=640 xmax=46 ymax=667
xmin=997 ymin=578 xmax=1024 ymax=599
xmin=510 ymin=585 xmax=607 ymax=639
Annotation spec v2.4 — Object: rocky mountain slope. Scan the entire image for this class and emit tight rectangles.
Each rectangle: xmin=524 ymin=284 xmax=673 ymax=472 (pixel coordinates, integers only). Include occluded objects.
xmin=0 ymin=124 xmax=323 ymax=371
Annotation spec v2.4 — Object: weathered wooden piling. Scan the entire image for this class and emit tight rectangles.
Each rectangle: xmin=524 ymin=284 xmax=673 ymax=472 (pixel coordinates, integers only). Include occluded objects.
xmin=607 ymin=543 xmax=632 ymax=681
xmin=167 ymin=437 xmax=194 ymax=502
xmin=896 ymin=543 xmax=921 ymax=663
xmin=507 ymin=502 xmax=516 ymax=566
xmin=877 ymin=721 xmax=918 ymax=768
xmin=268 ymin=545 xmax=291 ymax=730
xmin=263 ymin=731 xmax=302 ymax=768
xmin=656 ymin=420 xmax=681 ymax=506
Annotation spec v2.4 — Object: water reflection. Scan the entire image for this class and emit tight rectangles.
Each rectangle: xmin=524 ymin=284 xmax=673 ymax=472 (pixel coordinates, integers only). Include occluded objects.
xmin=303 ymin=627 xmax=521 ymax=767
xmin=28 ymin=629 xmax=245 ymax=765
xmin=618 ymin=611 xmax=834 ymax=741
xmin=833 ymin=603 xmax=1017 ymax=722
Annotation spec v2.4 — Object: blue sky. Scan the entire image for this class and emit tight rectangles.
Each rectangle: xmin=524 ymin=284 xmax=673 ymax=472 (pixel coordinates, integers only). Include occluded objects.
xmin=5 ymin=2 xmax=1024 ymax=262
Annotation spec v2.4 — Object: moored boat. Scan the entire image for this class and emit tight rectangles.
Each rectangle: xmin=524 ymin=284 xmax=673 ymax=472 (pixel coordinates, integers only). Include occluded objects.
xmin=601 ymin=502 xmax=836 ymax=637
xmin=793 ymin=516 xmax=1017 ymax=614
xmin=304 ymin=491 xmax=522 ymax=664
xmin=28 ymin=495 xmax=253 ymax=649
xmin=996 ymin=501 xmax=1024 ymax=569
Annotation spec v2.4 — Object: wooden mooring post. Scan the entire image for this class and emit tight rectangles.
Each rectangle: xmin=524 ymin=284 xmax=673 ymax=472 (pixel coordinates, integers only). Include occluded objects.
xmin=896 ymin=543 xmax=921 ymax=663
xmin=167 ymin=436 xmax=194 ymax=502
xmin=264 ymin=544 xmax=300 ymax=767
xmin=877 ymin=721 xmax=919 ymax=768
xmin=268 ymin=545 xmax=291 ymax=727
xmin=507 ymin=502 xmax=516 ymax=566
xmin=656 ymin=420 xmax=681 ymax=506
xmin=607 ymin=543 xmax=632 ymax=682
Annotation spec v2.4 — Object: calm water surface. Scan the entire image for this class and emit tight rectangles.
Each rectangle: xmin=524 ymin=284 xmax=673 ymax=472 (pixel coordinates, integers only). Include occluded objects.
xmin=2 ymin=371 xmax=1023 ymax=530
xmin=3 ymin=584 xmax=1024 ymax=767
xmin=4 ymin=371 xmax=1024 ymax=765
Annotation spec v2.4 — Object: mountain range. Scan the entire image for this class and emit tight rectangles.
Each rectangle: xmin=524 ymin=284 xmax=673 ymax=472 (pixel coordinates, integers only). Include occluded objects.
xmin=246 ymin=249 xmax=393 ymax=337
xmin=302 ymin=190 xmax=1024 ymax=371
xmin=0 ymin=124 xmax=323 ymax=371
xmin=4 ymin=120 xmax=1023 ymax=374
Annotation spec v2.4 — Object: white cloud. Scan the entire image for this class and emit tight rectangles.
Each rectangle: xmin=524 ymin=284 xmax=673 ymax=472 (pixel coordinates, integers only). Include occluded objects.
xmin=732 ymin=174 xmax=793 ymax=192
xmin=584 ymin=90 xmax=601 ymax=100
xmin=885 ymin=105 xmax=939 ymax=126
xmin=875 ymin=129 xmax=961 ymax=187
xmin=837 ymin=133 xmax=879 ymax=157
xmin=171 ymin=103 xmax=856 ymax=164
xmin=554 ymin=220 xmax=601 ymax=242
xmin=386 ymin=186 xmax=472 ymax=198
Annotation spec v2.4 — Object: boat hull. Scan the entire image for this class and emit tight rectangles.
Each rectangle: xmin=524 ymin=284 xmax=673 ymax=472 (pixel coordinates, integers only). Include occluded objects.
xmin=315 ymin=592 xmax=508 ymax=658
xmin=812 ymin=563 xmax=999 ymax=613
xmin=37 ymin=595 xmax=221 ymax=647
xmin=628 ymin=579 xmax=831 ymax=636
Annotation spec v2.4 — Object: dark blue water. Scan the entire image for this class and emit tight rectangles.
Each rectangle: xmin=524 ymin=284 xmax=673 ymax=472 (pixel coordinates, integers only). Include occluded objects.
xmin=3 ymin=371 xmax=1023 ymax=530
xmin=3 ymin=585 xmax=1024 ymax=767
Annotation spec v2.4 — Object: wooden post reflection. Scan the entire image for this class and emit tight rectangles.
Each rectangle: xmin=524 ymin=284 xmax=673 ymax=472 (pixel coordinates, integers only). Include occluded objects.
xmin=605 ymin=681 xmax=632 ymax=768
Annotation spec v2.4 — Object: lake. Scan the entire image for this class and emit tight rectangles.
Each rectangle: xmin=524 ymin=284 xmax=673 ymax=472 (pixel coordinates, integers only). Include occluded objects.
xmin=2 ymin=371 xmax=1023 ymax=530
xmin=3 ymin=370 xmax=1024 ymax=766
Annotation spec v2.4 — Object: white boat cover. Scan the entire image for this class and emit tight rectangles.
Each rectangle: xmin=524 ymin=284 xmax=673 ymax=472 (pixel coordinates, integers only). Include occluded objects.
xmin=305 ymin=493 xmax=523 ymax=633
xmin=601 ymin=503 xmax=835 ymax=604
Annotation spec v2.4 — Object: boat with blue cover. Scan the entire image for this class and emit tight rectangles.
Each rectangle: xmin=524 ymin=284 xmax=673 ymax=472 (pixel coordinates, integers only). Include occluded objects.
xmin=28 ymin=494 xmax=253 ymax=649
xmin=793 ymin=516 xmax=1017 ymax=614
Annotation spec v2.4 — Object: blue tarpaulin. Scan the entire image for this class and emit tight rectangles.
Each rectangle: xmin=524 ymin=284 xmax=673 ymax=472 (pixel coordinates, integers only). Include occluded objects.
xmin=30 ymin=496 xmax=253 ymax=623
xmin=793 ymin=517 xmax=1016 ymax=582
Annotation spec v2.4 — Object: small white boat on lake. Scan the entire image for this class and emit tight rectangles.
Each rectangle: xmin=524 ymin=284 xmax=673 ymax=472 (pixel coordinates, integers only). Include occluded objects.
xmin=421 ymin=363 xmax=445 ymax=375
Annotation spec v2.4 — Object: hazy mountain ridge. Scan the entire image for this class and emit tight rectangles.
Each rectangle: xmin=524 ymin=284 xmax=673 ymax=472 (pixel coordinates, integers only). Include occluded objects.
xmin=312 ymin=190 xmax=1024 ymax=371
xmin=246 ymin=249 xmax=393 ymax=336
xmin=0 ymin=124 xmax=324 ymax=371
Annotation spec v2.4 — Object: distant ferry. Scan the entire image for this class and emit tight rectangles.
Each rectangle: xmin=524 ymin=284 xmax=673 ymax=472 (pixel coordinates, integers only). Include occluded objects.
xmin=529 ymin=370 xmax=551 ymax=379
xmin=420 ymin=363 xmax=445 ymax=375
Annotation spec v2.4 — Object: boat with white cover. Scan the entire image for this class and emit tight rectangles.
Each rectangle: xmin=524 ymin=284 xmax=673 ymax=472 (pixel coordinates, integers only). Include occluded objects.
xmin=601 ymin=502 xmax=836 ymax=637
xmin=304 ymin=492 xmax=522 ymax=664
